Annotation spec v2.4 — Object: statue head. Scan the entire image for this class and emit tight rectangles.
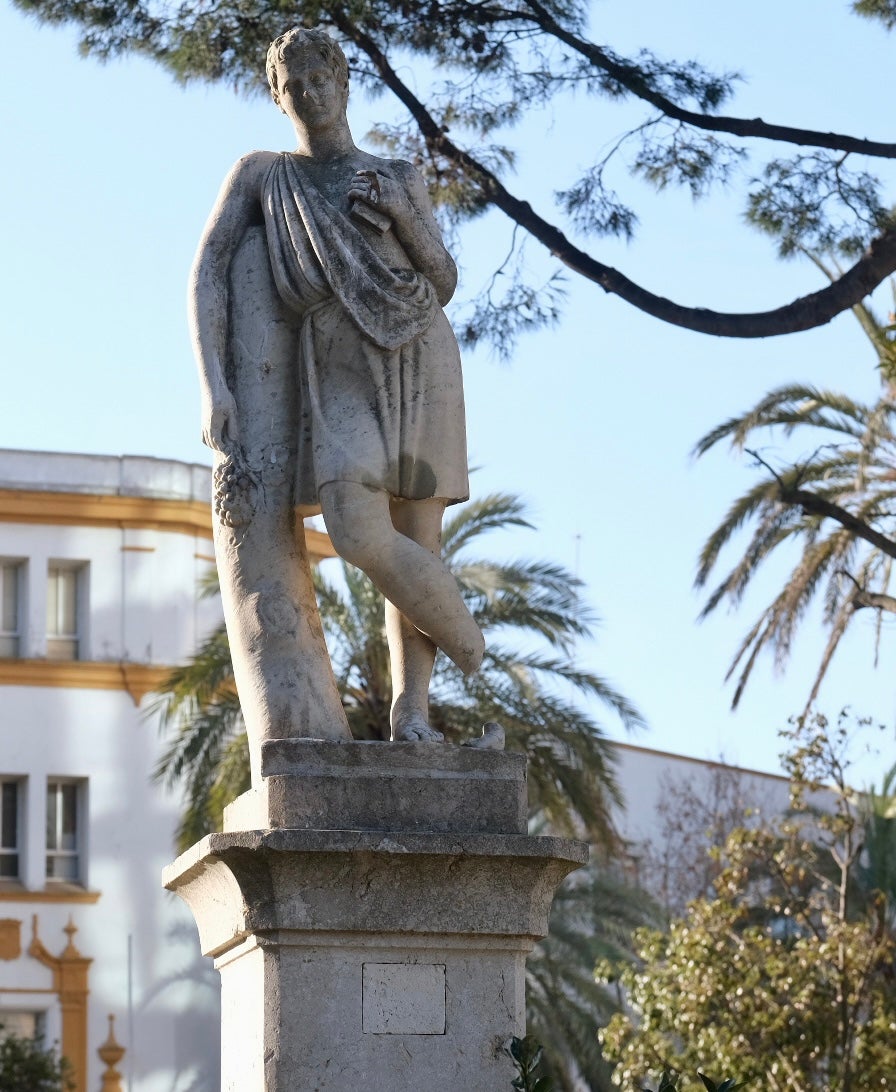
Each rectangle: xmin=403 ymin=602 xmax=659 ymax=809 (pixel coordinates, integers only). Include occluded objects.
xmin=266 ymin=28 xmax=349 ymax=106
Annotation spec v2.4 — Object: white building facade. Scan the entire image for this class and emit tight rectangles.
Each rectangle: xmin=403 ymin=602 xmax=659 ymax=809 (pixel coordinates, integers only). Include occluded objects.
xmin=0 ymin=449 xmax=229 ymax=1092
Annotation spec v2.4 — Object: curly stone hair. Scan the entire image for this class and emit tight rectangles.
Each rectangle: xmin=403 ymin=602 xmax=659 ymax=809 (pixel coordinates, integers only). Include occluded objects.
xmin=266 ymin=28 xmax=349 ymax=101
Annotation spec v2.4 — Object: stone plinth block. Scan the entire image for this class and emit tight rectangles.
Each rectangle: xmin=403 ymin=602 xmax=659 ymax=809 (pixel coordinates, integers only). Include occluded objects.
xmin=165 ymin=744 xmax=587 ymax=1091
xmin=223 ymin=739 xmax=528 ymax=835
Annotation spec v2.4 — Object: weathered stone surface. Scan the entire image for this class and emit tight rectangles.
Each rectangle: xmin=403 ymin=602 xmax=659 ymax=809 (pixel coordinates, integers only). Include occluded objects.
xmin=190 ymin=28 xmax=483 ymax=772
xmin=261 ymin=737 xmax=524 ymax=780
xmin=164 ymin=827 xmax=586 ymax=955
xmin=222 ymin=739 xmax=528 ymax=835
xmin=214 ymin=933 xmax=529 ymax=1091
xmin=165 ymin=826 xmax=586 ymax=1091
xmin=210 ymin=225 xmax=352 ymax=780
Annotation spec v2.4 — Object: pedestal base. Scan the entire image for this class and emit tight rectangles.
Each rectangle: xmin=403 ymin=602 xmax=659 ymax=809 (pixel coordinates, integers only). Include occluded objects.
xmin=164 ymin=742 xmax=587 ymax=1091
xmin=217 ymin=931 xmax=527 ymax=1089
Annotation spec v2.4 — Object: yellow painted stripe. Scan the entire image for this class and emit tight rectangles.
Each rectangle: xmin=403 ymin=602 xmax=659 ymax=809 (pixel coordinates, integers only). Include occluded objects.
xmin=0 ymin=660 xmax=174 ymax=705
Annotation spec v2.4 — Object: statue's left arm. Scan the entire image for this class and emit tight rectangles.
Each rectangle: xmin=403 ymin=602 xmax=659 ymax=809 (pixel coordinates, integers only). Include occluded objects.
xmin=189 ymin=153 xmax=268 ymax=453
xmin=350 ymin=162 xmax=458 ymax=306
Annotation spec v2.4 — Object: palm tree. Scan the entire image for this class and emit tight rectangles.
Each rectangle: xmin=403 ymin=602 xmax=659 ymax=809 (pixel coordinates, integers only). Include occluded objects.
xmin=856 ymin=761 xmax=896 ymax=929
xmin=694 ymin=291 xmax=896 ymax=709
xmin=154 ymin=492 xmax=644 ymax=851
xmin=527 ymin=855 xmax=664 ymax=1092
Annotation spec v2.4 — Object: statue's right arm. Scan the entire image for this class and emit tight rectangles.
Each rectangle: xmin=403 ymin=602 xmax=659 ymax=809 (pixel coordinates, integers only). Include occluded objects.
xmin=188 ymin=154 xmax=267 ymax=453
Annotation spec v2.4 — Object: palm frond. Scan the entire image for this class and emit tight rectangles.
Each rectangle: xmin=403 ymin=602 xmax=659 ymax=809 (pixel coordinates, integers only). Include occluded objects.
xmin=696 ymin=477 xmax=795 ymax=589
xmin=695 ymin=299 xmax=896 ymax=708
xmin=441 ymin=492 xmax=533 ymax=556
xmin=457 ymin=559 xmax=596 ymax=652
xmin=693 ymin=384 xmax=872 ymax=456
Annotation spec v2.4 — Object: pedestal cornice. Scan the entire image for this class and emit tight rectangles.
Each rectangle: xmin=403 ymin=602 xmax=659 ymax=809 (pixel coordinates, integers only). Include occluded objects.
xmin=164 ymin=828 xmax=588 ymax=959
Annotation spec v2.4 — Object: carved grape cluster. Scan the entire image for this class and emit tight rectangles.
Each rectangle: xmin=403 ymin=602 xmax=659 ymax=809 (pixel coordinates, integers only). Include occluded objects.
xmin=213 ymin=453 xmax=257 ymax=528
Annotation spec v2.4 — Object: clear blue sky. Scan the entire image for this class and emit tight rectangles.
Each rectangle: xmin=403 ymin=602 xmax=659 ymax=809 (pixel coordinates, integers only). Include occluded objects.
xmin=2 ymin=0 xmax=894 ymax=783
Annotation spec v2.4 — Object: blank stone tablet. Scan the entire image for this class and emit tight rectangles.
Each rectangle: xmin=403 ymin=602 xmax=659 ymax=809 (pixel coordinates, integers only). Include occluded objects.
xmin=362 ymin=963 xmax=447 ymax=1035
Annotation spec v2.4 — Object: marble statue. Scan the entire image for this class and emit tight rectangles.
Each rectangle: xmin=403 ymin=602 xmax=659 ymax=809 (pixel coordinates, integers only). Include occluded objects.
xmin=189 ymin=27 xmax=487 ymax=777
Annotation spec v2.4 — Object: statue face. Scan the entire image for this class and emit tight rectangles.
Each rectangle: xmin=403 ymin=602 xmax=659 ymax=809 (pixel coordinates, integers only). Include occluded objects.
xmin=274 ymin=56 xmax=347 ymax=133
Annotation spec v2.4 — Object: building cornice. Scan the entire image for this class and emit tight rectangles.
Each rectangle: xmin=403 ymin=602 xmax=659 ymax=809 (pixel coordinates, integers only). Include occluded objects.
xmin=610 ymin=739 xmax=790 ymax=784
xmin=0 ymin=488 xmax=337 ymax=558
xmin=0 ymin=488 xmax=214 ymax=538
xmin=0 ymin=660 xmax=175 ymax=705
xmin=0 ymin=885 xmax=101 ymax=905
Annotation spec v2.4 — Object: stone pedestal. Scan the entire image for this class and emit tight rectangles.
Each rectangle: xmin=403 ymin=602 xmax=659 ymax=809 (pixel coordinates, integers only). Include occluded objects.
xmin=164 ymin=741 xmax=587 ymax=1091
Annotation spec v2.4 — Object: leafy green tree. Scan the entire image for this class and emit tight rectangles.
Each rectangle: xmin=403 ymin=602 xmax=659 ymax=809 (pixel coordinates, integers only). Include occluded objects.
xmin=12 ymin=0 xmax=896 ymax=342
xmin=0 ymin=1030 xmax=74 ymax=1092
xmin=695 ymin=289 xmax=896 ymax=709
xmin=154 ymin=493 xmax=643 ymax=850
xmin=599 ymin=713 xmax=896 ymax=1092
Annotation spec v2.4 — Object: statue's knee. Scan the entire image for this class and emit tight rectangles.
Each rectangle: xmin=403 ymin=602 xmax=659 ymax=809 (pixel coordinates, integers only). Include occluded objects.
xmin=325 ymin=519 xmax=370 ymax=569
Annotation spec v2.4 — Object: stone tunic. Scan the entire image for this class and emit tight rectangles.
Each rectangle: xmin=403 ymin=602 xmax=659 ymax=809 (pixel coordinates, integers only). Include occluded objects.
xmin=262 ymin=153 xmax=469 ymax=511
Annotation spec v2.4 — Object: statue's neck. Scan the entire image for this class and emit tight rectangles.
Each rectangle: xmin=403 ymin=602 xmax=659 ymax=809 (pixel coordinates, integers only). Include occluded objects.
xmin=293 ymin=121 xmax=357 ymax=161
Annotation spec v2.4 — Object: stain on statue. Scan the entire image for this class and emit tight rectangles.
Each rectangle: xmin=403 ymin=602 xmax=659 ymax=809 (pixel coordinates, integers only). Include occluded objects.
xmin=189 ymin=28 xmax=496 ymax=781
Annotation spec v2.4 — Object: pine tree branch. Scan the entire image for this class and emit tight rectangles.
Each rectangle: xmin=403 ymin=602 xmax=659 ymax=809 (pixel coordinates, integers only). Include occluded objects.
xmin=335 ymin=13 xmax=896 ymax=338
xmin=520 ymin=0 xmax=896 ymax=160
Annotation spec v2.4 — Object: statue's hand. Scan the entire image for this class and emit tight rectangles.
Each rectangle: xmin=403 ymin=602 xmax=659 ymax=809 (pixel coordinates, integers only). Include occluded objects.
xmin=201 ymin=386 xmax=239 ymax=453
xmin=348 ymin=170 xmax=409 ymax=222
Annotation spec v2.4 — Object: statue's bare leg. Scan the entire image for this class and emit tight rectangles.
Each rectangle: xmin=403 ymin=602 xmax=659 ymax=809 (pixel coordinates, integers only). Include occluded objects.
xmin=320 ymin=481 xmax=485 ymax=679
xmin=386 ymin=497 xmax=445 ymax=742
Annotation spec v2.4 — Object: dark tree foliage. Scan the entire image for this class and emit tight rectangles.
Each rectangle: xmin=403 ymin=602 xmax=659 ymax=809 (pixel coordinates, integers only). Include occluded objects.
xmin=12 ymin=0 xmax=896 ymax=343
xmin=854 ymin=0 xmax=896 ymax=29
xmin=507 ymin=1035 xmax=554 ymax=1092
xmin=0 ymin=1031 xmax=74 ymax=1092
xmin=526 ymin=855 xmax=664 ymax=1091
xmin=641 ymin=1076 xmax=749 ymax=1092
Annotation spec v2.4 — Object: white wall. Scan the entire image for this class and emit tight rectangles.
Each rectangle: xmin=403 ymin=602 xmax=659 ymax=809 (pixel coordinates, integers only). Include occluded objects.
xmin=0 ymin=521 xmax=218 ymax=664
xmin=613 ymin=741 xmax=793 ymax=848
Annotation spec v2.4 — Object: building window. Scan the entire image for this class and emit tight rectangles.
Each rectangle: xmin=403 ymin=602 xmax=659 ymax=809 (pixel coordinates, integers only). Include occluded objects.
xmin=0 ymin=781 xmax=21 ymax=880
xmin=46 ymin=781 xmax=82 ymax=883
xmin=46 ymin=564 xmax=84 ymax=661
xmin=0 ymin=1011 xmax=44 ymax=1041
xmin=0 ymin=562 xmax=23 ymax=658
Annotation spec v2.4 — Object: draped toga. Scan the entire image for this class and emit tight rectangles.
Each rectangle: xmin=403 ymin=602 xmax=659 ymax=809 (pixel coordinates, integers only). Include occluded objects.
xmin=261 ymin=153 xmax=469 ymax=511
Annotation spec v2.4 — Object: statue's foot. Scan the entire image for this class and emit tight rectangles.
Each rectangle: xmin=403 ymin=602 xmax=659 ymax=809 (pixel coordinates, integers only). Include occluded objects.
xmin=391 ymin=715 xmax=445 ymax=743
xmin=462 ymin=722 xmax=505 ymax=751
